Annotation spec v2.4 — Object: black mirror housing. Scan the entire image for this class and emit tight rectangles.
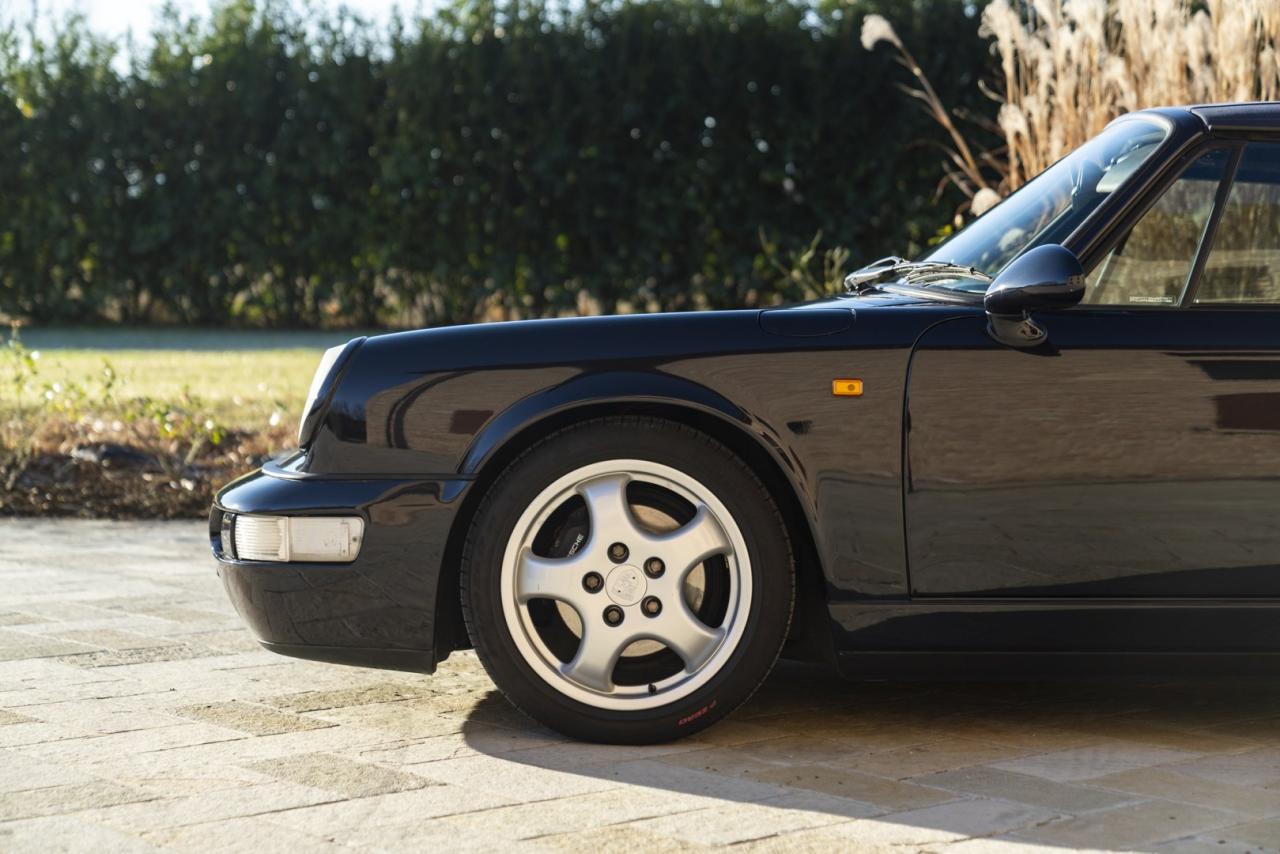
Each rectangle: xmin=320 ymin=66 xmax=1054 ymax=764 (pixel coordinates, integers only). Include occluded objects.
xmin=984 ymin=244 xmax=1086 ymax=317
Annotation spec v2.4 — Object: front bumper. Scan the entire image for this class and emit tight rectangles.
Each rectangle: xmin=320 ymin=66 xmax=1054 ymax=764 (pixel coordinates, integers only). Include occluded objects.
xmin=211 ymin=462 xmax=472 ymax=673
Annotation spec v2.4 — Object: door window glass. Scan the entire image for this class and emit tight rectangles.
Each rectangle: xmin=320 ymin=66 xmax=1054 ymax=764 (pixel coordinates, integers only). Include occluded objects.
xmin=1083 ymin=149 xmax=1229 ymax=306
xmin=1196 ymin=142 xmax=1280 ymax=304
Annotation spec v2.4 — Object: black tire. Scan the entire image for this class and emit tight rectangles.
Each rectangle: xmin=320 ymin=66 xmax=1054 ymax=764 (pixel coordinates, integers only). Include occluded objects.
xmin=460 ymin=416 xmax=795 ymax=744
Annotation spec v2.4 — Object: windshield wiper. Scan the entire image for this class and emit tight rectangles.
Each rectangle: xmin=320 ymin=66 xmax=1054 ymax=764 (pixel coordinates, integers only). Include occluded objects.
xmin=844 ymin=257 xmax=992 ymax=293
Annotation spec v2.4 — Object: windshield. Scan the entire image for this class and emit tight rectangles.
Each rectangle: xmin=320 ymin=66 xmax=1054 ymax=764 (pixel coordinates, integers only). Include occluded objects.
xmin=919 ymin=117 xmax=1170 ymax=285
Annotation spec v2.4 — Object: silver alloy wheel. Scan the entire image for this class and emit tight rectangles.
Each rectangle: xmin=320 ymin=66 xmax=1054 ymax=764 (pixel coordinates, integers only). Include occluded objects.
xmin=500 ymin=459 xmax=752 ymax=711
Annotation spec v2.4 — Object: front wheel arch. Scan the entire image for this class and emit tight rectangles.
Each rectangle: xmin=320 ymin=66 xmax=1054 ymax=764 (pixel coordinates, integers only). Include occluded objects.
xmin=431 ymin=403 xmax=829 ymax=668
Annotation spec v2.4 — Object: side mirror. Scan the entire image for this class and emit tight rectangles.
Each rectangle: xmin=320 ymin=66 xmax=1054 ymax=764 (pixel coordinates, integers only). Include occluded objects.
xmin=984 ymin=244 xmax=1085 ymax=348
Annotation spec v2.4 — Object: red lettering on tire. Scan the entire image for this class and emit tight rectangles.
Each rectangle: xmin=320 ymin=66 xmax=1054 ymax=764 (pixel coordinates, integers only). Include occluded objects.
xmin=677 ymin=699 xmax=717 ymax=726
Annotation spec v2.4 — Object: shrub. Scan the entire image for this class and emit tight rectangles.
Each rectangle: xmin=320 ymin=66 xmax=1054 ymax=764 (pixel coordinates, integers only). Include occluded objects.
xmin=0 ymin=0 xmax=995 ymax=328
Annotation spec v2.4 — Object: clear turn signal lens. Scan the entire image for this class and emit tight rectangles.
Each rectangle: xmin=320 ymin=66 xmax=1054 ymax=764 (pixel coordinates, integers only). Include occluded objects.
xmin=230 ymin=514 xmax=364 ymax=563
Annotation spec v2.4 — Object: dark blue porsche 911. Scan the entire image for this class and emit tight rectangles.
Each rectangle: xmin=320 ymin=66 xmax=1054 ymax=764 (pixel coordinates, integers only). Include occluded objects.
xmin=214 ymin=103 xmax=1280 ymax=743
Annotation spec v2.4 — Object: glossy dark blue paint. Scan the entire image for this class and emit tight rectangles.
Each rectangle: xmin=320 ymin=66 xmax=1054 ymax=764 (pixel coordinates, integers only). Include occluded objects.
xmin=983 ymin=244 xmax=1085 ymax=316
xmin=212 ymin=467 xmax=468 ymax=666
xmin=213 ymin=104 xmax=1280 ymax=675
xmin=907 ymin=308 xmax=1280 ymax=598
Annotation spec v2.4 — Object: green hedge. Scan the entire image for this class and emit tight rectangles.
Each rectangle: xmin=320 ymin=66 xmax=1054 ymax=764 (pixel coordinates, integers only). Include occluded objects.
xmin=0 ymin=0 xmax=995 ymax=328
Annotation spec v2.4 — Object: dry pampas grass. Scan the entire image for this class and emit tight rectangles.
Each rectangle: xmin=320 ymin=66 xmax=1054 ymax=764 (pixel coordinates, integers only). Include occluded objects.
xmin=985 ymin=0 xmax=1280 ymax=189
xmin=865 ymin=0 xmax=1280 ymax=211
xmin=862 ymin=13 xmax=1007 ymax=216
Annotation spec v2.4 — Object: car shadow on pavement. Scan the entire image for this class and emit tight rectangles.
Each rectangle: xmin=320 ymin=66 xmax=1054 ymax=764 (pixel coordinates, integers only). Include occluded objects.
xmin=459 ymin=661 xmax=1280 ymax=850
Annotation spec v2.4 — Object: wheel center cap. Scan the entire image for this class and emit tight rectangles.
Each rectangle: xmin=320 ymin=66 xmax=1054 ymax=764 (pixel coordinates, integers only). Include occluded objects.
xmin=605 ymin=565 xmax=646 ymax=607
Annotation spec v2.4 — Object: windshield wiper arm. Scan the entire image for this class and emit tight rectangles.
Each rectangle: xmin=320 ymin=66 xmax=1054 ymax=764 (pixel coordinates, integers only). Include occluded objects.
xmin=844 ymin=257 xmax=992 ymax=293
xmin=900 ymin=263 xmax=993 ymax=285
xmin=843 ymin=256 xmax=907 ymax=292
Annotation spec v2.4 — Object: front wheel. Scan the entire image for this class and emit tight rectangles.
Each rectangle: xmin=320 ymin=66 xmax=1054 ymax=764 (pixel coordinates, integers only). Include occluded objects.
xmin=460 ymin=417 xmax=794 ymax=743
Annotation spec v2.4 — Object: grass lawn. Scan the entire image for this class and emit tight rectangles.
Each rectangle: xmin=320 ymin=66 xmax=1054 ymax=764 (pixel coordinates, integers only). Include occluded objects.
xmin=6 ymin=327 xmax=375 ymax=430
xmin=1 ymin=326 xmax=384 ymax=517
xmin=32 ymin=348 xmax=319 ymax=430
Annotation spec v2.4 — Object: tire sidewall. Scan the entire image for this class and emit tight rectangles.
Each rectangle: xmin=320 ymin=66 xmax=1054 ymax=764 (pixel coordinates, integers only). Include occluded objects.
xmin=464 ymin=419 xmax=793 ymax=743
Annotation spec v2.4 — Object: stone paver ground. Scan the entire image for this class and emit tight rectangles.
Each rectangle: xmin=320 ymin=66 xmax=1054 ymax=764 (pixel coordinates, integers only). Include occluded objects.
xmin=2 ymin=520 xmax=1280 ymax=852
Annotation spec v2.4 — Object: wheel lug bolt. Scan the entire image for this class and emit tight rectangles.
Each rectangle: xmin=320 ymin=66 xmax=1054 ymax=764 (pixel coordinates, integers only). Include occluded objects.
xmin=642 ymin=596 xmax=662 ymax=617
xmin=603 ymin=605 xmax=624 ymax=626
xmin=582 ymin=572 xmax=603 ymax=593
xmin=608 ymin=542 xmax=629 ymax=563
xmin=644 ymin=557 xmax=665 ymax=578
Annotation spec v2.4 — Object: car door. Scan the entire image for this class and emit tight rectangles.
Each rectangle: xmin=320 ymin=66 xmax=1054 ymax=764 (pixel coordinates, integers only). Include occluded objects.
xmin=906 ymin=139 xmax=1280 ymax=598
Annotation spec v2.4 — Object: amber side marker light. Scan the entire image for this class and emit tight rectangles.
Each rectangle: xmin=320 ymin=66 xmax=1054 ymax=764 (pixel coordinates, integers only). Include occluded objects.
xmin=832 ymin=378 xmax=863 ymax=397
